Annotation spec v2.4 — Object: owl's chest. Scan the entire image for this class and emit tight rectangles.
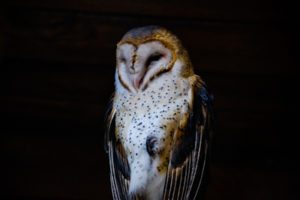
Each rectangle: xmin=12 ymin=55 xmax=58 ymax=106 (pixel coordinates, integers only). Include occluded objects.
xmin=114 ymin=75 xmax=191 ymax=160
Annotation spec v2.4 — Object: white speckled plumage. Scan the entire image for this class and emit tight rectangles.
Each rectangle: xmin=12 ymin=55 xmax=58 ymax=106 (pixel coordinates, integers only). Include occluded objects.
xmin=115 ymin=65 xmax=191 ymax=197
xmin=105 ymin=26 xmax=213 ymax=200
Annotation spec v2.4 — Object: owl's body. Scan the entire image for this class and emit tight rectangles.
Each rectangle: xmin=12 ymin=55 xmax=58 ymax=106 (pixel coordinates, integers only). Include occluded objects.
xmin=115 ymin=71 xmax=191 ymax=199
xmin=105 ymin=26 xmax=213 ymax=200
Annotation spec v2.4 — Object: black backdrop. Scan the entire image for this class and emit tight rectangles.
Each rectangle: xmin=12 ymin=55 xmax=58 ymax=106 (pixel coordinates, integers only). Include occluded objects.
xmin=1 ymin=1 xmax=299 ymax=199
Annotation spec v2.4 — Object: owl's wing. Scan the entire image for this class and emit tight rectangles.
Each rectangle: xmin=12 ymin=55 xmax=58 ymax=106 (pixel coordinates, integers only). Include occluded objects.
xmin=162 ymin=76 xmax=214 ymax=200
xmin=105 ymin=99 xmax=141 ymax=200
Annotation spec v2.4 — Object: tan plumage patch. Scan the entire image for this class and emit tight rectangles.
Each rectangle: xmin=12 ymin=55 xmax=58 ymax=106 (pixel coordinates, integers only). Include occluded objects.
xmin=157 ymin=125 xmax=175 ymax=174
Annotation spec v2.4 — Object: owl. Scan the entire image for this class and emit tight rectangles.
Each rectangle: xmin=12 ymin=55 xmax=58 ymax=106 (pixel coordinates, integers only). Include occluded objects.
xmin=105 ymin=26 xmax=214 ymax=200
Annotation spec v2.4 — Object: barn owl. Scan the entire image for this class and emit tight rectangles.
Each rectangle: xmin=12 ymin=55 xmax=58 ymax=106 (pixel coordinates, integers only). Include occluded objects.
xmin=105 ymin=26 xmax=214 ymax=200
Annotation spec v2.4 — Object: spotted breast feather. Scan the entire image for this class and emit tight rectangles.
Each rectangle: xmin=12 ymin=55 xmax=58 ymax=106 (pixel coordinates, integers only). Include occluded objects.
xmin=105 ymin=75 xmax=214 ymax=200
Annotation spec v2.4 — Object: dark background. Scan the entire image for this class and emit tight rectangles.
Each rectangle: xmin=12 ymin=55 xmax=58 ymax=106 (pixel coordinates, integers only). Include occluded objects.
xmin=1 ymin=1 xmax=299 ymax=199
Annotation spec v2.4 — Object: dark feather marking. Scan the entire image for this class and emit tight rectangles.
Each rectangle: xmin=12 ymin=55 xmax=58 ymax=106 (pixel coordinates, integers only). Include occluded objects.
xmin=174 ymin=168 xmax=182 ymax=200
xmin=170 ymin=87 xmax=202 ymax=168
xmin=192 ymin=141 xmax=209 ymax=200
xmin=145 ymin=53 xmax=164 ymax=67
xmin=189 ymin=127 xmax=204 ymax=198
xmin=104 ymin=100 xmax=114 ymax=153
xmin=112 ymin=146 xmax=126 ymax=200
xmin=167 ymin=170 xmax=175 ymax=199
xmin=199 ymin=86 xmax=215 ymax=121
xmin=170 ymin=127 xmax=195 ymax=167
xmin=189 ymin=86 xmax=214 ymax=199
xmin=114 ymin=140 xmax=130 ymax=179
xmin=171 ymin=169 xmax=179 ymax=200
xmin=177 ymin=164 xmax=186 ymax=200
xmin=181 ymin=157 xmax=191 ymax=199
xmin=163 ymin=167 xmax=172 ymax=200
xmin=109 ymin=144 xmax=120 ymax=200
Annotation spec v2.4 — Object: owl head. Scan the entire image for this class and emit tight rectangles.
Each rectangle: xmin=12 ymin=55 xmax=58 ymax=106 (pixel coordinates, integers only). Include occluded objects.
xmin=116 ymin=26 xmax=194 ymax=93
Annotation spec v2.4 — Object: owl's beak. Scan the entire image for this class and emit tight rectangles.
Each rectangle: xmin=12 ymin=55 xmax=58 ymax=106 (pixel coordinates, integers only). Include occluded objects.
xmin=129 ymin=58 xmax=146 ymax=91
xmin=133 ymin=70 xmax=146 ymax=90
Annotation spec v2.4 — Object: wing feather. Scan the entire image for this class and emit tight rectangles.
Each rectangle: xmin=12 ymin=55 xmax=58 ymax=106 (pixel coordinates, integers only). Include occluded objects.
xmin=162 ymin=76 xmax=214 ymax=200
xmin=176 ymin=165 xmax=185 ymax=200
xmin=105 ymin=98 xmax=141 ymax=200
xmin=180 ymin=157 xmax=191 ymax=199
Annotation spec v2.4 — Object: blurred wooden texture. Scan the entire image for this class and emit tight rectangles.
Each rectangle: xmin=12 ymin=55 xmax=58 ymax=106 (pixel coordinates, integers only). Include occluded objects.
xmin=6 ymin=0 xmax=291 ymax=22
xmin=1 ymin=1 xmax=299 ymax=200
